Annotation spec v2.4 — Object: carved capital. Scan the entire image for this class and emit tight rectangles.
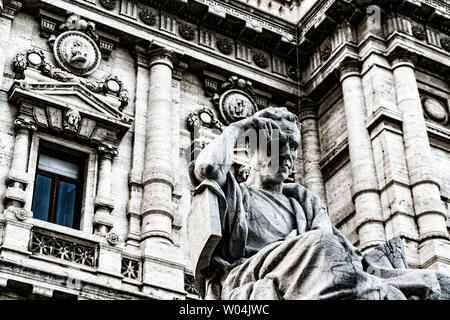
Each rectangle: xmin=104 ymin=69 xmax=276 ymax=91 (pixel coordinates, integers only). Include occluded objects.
xmin=148 ymin=48 xmax=176 ymax=70
xmin=14 ymin=118 xmax=37 ymax=133
xmin=298 ymin=97 xmax=318 ymax=121
xmin=388 ymin=47 xmax=417 ymax=69
xmin=173 ymin=61 xmax=188 ymax=80
xmin=336 ymin=58 xmax=361 ymax=82
xmin=98 ymin=143 xmax=118 ymax=159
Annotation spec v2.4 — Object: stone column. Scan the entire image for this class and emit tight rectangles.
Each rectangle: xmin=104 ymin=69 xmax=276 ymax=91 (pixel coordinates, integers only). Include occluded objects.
xmin=0 ymin=1 xmax=21 ymax=89
xmin=140 ymin=48 xmax=185 ymax=298
xmin=298 ymin=97 xmax=326 ymax=202
xmin=93 ymin=143 xmax=117 ymax=236
xmin=3 ymin=116 xmax=36 ymax=212
xmin=141 ymin=48 xmax=176 ymax=244
xmin=389 ymin=49 xmax=449 ymax=268
xmin=337 ymin=59 xmax=386 ymax=251
xmin=125 ymin=48 xmax=149 ymax=248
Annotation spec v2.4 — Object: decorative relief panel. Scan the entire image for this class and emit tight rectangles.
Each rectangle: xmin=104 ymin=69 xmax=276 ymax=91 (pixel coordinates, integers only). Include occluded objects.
xmin=236 ymin=43 xmax=252 ymax=63
xmin=120 ymin=0 xmax=138 ymax=19
xmin=216 ymin=38 xmax=233 ymax=55
xmin=422 ymin=96 xmax=449 ymax=126
xmin=199 ymin=28 xmax=215 ymax=49
xmin=160 ymin=13 xmax=177 ymax=34
xmin=30 ymin=230 xmax=98 ymax=267
xmin=179 ymin=24 xmax=196 ymax=41
xmin=252 ymin=52 xmax=269 ymax=69
xmin=121 ymin=257 xmax=142 ymax=280
xmin=53 ymin=31 xmax=101 ymax=76
xmin=139 ymin=9 xmax=157 ymax=26
xmin=184 ymin=273 xmax=199 ymax=296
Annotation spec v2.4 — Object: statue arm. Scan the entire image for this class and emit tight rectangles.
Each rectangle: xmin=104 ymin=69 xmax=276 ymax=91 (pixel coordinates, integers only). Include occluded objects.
xmin=194 ymin=122 xmax=243 ymax=188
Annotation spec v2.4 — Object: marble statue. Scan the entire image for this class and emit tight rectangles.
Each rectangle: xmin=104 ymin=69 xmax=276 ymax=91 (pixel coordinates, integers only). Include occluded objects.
xmin=189 ymin=107 xmax=450 ymax=300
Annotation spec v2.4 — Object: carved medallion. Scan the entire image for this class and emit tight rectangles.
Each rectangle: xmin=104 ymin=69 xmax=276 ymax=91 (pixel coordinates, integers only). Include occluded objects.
xmin=253 ymin=53 xmax=269 ymax=69
xmin=53 ymin=31 xmax=101 ymax=76
xmin=440 ymin=36 xmax=450 ymax=53
xmin=140 ymin=9 xmax=157 ymax=26
xmin=100 ymin=0 xmax=116 ymax=10
xmin=179 ymin=24 xmax=195 ymax=41
xmin=412 ymin=25 xmax=426 ymax=41
xmin=219 ymin=89 xmax=258 ymax=125
xmin=216 ymin=38 xmax=233 ymax=55
xmin=422 ymin=97 xmax=449 ymax=125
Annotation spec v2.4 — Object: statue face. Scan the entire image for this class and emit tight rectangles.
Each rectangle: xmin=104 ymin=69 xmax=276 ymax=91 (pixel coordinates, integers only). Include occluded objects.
xmin=253 ymin=118 xmax=300 ymax=185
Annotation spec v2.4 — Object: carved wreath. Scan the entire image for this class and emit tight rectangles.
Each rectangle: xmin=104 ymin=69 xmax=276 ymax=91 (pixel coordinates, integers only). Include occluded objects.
xmin=252 ymin=53 xmax=269 ymax=69
xmin=179 ymin=24 xmax=195 ymax=41
xmin=216 ymin=38 xmax=233 ymax=55
xmin=100 ymin=0 xmax=116 ymax=10
xmin=140 ymin=9 xmax=157 ymax=26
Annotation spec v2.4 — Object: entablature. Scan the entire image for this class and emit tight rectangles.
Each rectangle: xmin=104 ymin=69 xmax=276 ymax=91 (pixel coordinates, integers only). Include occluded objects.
xmin=31 ymin=0 xmax=299 ymax=92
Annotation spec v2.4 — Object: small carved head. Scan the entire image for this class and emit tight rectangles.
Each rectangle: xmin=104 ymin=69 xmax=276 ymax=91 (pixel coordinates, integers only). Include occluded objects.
xmin=65 ymin=108 xmax=81 ymax=131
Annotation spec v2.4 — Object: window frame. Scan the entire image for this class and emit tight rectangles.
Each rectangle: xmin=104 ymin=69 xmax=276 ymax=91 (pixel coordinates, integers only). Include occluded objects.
xmin=31 ymin=146 xmax=86 ymax=230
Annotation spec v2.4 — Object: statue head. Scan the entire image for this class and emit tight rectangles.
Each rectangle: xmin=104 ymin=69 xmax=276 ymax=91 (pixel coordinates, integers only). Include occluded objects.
xmin=246 ymin=107 xmax=301 ymax=187
xmin=65 ymin=108 xmax=81 ymax=131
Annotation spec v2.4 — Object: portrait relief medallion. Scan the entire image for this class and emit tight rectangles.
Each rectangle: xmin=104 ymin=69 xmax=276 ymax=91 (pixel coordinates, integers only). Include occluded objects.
xmin=219 ymin=89 xmax=258 ymax=124
xmin=53 ymin=31 xmax=101 ymax=76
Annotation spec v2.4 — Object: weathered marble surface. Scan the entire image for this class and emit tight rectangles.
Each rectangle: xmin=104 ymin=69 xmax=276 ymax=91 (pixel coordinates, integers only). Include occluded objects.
xmin=189 ymin=107 xmax=450 ymax=300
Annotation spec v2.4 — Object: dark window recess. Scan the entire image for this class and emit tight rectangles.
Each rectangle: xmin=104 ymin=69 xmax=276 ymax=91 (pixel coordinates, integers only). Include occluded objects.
xmin=31 ymin=147 xmax=85 ymax=229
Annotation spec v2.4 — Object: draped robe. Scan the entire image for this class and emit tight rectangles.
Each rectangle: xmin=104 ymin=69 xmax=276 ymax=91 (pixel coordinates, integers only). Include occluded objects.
xmin=191 ymin=171 xmax=450 ymax=300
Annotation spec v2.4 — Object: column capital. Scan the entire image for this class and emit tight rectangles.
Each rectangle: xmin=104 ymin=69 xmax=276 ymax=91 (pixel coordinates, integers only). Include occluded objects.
xmin=98 ymin=143 xmax=118 ymax=159
xmin=148 ymin=48 xmax=177 ymax=70
xmin=173 ymin=61 xmax=188 ymax=80
xmin=388 ymin=47 xmax=417 ymax=69
xmin=14 ymin=118 xmax=37 ymax=133
xmin=298 ymin=97 xmax=319 ymax=121
xmin=336 ymin=58 xmax=361 ymax=83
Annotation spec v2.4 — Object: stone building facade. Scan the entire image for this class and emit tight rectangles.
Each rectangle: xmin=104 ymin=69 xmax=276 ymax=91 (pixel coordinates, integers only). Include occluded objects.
xmin=0 ymin=0 xmax=448 ymax=299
